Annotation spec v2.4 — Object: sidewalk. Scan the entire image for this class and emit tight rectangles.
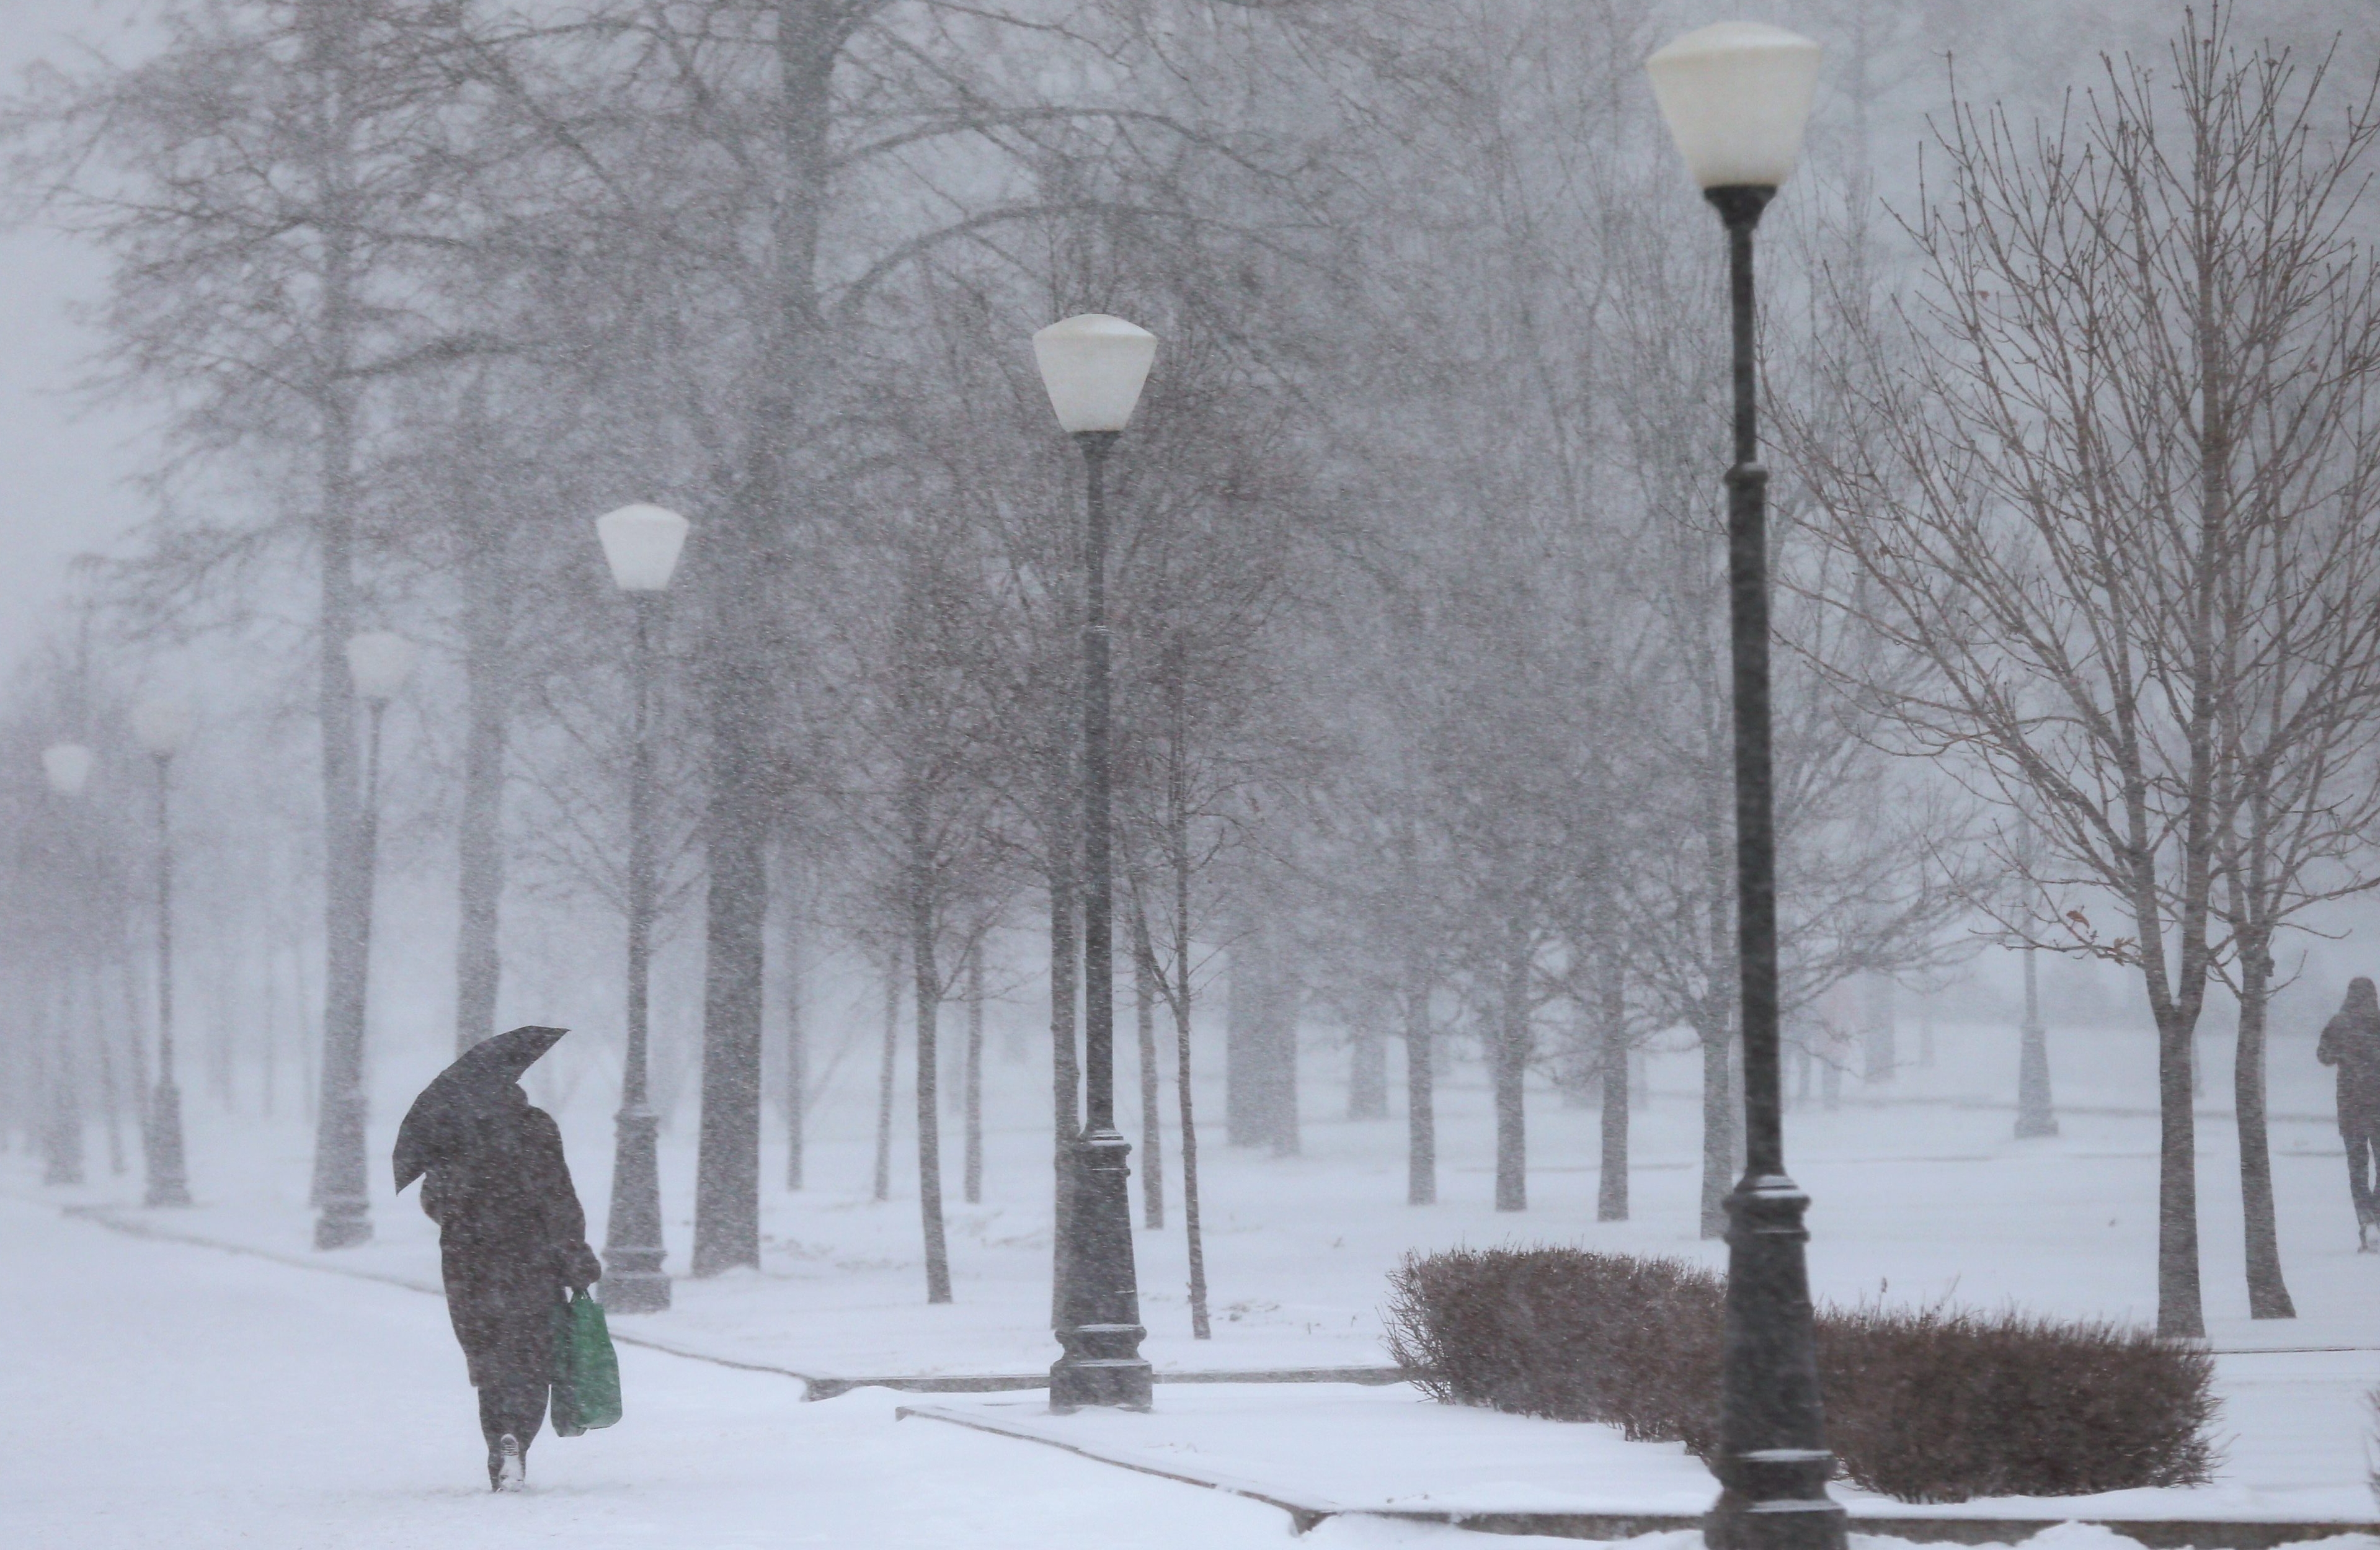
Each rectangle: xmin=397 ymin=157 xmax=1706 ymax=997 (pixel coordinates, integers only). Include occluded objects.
xmin=897 ymin=1382 xmax=2380 ymax=1548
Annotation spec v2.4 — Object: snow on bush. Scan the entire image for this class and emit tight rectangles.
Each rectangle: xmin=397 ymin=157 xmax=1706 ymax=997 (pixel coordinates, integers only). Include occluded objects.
xmin=1383 ymin=1246 xmax=2218 ymax=1503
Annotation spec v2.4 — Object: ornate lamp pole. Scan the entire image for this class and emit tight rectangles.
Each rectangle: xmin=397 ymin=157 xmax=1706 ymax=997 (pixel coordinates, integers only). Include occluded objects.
xmin=595 ymin=502 xmax=690 ymax=1314
xmin=40 ymin=742 xmax=94 ymax=1187
xmin=312 ymin=630 xmax=417 ymax=1249
xmin=1647 ymin=24 xmax=1841 ymax=1550
xmin=1034 ymin=313 xmax=1158 ymax=1413
xmin=131 ymin=698 xmax=194 ymax=1207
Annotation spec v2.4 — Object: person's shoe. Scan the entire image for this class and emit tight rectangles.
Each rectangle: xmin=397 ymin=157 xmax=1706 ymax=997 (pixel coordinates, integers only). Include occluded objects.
xmin=495 ymin=1434 xmax=525 ymax=1492
xmin=2361 ymin=1219 xmax=2377 ymax=1254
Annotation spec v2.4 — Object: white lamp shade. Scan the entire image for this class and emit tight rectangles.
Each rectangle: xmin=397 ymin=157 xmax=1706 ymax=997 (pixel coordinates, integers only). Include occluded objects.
xmin=1646 ymin=22 xmax=1823 ymax=191
xmin=42 ymin=742 xmax=93 ymax=796
xmin=1031 ymin=314 xmax=1157 ymax=434
xmin=596 ymin=503 xmax=691 ymax=592
xmin=346 ymin=631 xmax=420 ymax=702
xmin=131 ymin=698 xmax=193 ymax=757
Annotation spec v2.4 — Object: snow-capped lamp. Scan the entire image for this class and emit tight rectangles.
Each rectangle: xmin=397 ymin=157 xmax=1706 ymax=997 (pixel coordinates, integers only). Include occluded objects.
xmin=1031 ymin=314 xmax=1157 ymax=435
xmin=1645 ymin=21 xmax=1823 ymax=197
xmin=1032 ymin=308 xmax=1161 ymax=1415
xmin=1647 ymin=22 xmax=1844 ymax=1550
xmin=595 ymin=503 xmax=691 ymax=593
xmin=42 ymin=742 xmax=92 ymax=796
xmin=345 ymin=630 xmax=420 ymax=704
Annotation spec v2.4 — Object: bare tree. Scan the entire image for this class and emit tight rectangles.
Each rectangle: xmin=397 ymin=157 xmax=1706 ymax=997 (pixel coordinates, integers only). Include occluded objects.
xmin=1793 ymin=14 xmax=2380 ymax=1332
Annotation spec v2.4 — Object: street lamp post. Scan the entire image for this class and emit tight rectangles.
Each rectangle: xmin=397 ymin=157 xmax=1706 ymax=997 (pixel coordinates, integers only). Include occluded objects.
xmin=40 ymin=742 xmax=94 ymax=1187
xmin=313 ymin=630 xmax=417 ymax=1249
xmin=132 ymin=698 xmax=195 ymax=1207
xmin=595 ymin=502 xmax=689 ymax=1315
xmin=1034 ymin=313 xmax=1158 ymax=1414
xmin=2016 ymin=946 xmax=2056 ymax=1138
xmin=1648 ymin=24 xmax=1842 ymax=1550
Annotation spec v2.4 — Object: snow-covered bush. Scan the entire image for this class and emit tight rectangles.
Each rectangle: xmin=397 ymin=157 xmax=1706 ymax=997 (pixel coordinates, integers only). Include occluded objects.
xmin=1816 ymin=1299 xmax=2218 ymax=1500
xmin=1385 ymin=1245 xmax=1728 ymax=1451
xmin=1383 ymin=1247 xmax=2218 ymax=1503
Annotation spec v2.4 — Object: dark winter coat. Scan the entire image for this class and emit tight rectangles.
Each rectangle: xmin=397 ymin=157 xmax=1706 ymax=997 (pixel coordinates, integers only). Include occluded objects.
xmin=2317 ymin=978 xmax=2380 ymax=1135
xmin=418 ymin=1089 xmax=600 ymax=1390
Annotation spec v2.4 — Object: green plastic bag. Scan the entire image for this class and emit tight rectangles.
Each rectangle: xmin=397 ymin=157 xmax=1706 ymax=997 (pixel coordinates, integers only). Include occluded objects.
xmin=550 ymin=1288 xmax=623 ymax=1436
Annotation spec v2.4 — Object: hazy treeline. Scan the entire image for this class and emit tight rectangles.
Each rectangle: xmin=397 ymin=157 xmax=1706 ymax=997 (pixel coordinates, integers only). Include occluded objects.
xmin=1 ymin=0 xmax=2376 ymax=1340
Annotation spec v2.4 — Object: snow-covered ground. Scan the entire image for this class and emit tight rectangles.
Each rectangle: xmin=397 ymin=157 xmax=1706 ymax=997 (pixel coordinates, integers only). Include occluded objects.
xmin=0 ymin=1191 xmax=1408 ymax=1549
xmin=7 ymin=1010 xmax=2378 ymax=1543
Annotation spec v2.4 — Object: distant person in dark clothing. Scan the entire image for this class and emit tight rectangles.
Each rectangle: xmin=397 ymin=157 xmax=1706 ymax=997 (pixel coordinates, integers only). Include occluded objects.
xmin=410 ymin=1081 xmax=600 ymax=1489
xmin=2317 ymin=976 xmax=2380 ymax=1252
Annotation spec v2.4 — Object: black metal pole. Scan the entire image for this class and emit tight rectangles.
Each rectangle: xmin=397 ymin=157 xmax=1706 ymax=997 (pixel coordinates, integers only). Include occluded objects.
xmin=1050 ymin=428 xmax=1153 ymax=1412
xmin=313 ymin=700 xmax=384 ymax=1249
xmin=145 ymin=752 xmax=190 ymax=1207
xmin=1703 ymin=182 xmax=1846 ymax=1550
xmin=605 ymin=591 xmax=673 ymax=1312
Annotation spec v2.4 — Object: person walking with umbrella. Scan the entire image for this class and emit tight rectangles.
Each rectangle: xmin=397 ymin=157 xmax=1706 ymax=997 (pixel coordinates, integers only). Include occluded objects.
xmin=2318 ymin=979 xmax=2380 ymax=1252
xmin=394 ymin=1027 xmax=602 ymax=1490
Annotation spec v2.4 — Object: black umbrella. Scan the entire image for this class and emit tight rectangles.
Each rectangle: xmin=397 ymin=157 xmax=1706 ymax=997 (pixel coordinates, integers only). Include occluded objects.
xmin=393 ymin=1025 xmax=569 ymax=1191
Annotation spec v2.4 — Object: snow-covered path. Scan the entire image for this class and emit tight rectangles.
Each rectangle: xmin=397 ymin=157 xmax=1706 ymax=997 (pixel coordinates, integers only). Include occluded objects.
xmin=0 ymin=1195 xmax=1454 ymax=1550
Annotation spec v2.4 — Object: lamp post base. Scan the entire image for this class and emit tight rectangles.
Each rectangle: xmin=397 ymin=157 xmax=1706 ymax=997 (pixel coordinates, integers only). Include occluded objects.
xmin=602 ymin=1260 xmax=672 ymax=1314
xmin=603 ymin=1103 xmax=671 ymax=1313
xmin=311 ymin=1088 xmax=372 ymax=1247
xmin=1050 ymin=1129 xmax=1152 ymax=1413
xmin=1707 ymin=1495 xmax=1851 ymax=1550
xmin=1705 ymin=1172 xmax=1844 ymax=1550
xmin=2015 ymin=1023 xmax=2057 ymax=1138
xmin=314 ymin=1197 xmax=371 ymax=1250
xmin=144 ymin=1080 xmax=192 ymax=1207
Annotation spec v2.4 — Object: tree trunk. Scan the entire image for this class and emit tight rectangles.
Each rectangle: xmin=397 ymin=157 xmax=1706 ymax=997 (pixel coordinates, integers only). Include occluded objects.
xmin=1348 ymin=1018 xmax=1388 ymax=1120
xmin=1170 ymin=819 xmax=1210 ymax=1339
xmin=453 ymin=518 xmax=508 ymax=1056
xmin=1164 ymin=638 xmax=1210 ymax=1337
xmin=1862 ymin=973 xmax=1896 ymax=1084
xmin=1047 ymin=775 xmax=1080 ymax=1327
xmin=1133 ymin=894 xmax=1163 ymax=1230
xmin=1597 ymin=940 xmax=1630 ymax=1223
xmin=1403 ymin=968 xmax=1436 ymax=1206
xmin=873 ymin=944 xmax=901 ymax=1205
xmin=782 ymin=853 xmax=805 ymax=1191
xmin=1494 ymin=915 xmax=1530 ymax=1213
xmin=306 ymin=378 xmax=368 ymax=1246
xmin=92 ymin=962 xmax=122 ymax=1175
xmin=118 ymin=951 xmax=153 ymax=1146
xmin=2154 ymin=999 xmax=2206 ymax=1337
xmin=1268 ymin=954 xmax=1299 ymax=1158
xmin=1698 ymin=1012 xmax=1733 ymax=1239
xmin=1226 ymin=928 xmax=1264 ymax=1146
xmin=908 ymin=827 xmax=951 ymax=1304
xmin=964 ymin=936 xmax=984 ymax=1205
xmin=43 ymin=976 xmax=83 ymax=1185
xmin=690 ymin=527 xmax=773 ymax=1275
xmin=2235 ymin=933 xmax=2293 ymax=1317
xmin=301 ymin=32 xmax=367 ymax=1235
xmin=1173 ymin=966 xmax=1211 ymax=1339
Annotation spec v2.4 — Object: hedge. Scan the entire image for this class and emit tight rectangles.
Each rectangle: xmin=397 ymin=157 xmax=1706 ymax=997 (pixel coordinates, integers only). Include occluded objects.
xmin=1383 ymin=1246 xmax=2217 ymax=1503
